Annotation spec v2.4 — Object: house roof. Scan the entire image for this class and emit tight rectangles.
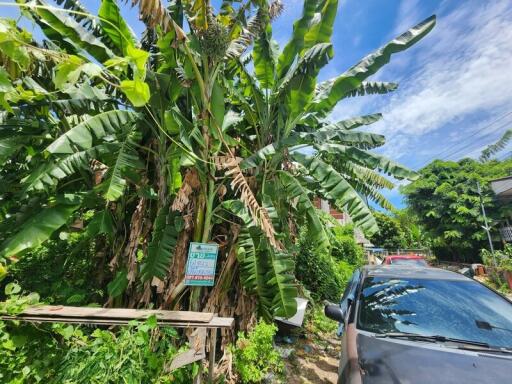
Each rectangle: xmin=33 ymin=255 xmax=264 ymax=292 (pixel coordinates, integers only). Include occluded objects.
xmin=490 ymin=175 xmax=512 ymax=198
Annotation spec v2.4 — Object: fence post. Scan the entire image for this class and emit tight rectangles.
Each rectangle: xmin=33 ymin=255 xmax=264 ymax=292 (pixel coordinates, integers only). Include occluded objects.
xmin=208 ymin=328 xmax=217 ymax=383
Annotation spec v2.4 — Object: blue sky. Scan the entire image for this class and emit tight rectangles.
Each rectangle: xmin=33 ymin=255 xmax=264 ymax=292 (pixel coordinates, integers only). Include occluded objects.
xmin=3 ymin=0 xmax=512 ymax=208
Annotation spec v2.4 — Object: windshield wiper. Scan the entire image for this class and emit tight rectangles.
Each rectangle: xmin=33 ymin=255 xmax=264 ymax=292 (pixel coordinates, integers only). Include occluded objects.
xmin=453 ymin=344 xmax=512 ymax=355
xmin=375 ymin=332 xmax=512 ymax=354
xmin=476 ymin=320 xmax=512 ymax=334
xmin=375 ymin=332 xmax=489 ymax=347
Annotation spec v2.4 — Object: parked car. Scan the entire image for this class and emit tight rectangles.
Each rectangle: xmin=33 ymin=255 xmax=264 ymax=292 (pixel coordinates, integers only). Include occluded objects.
xmin=325 ymin=265 xmax=512 ymax=383
xmin=383 ymin=254 xmax=428 ymax=266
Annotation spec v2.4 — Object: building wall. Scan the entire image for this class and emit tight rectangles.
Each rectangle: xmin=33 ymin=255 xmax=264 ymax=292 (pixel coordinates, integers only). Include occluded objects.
xmin=314 ymin=198 xmax=347 ymax=224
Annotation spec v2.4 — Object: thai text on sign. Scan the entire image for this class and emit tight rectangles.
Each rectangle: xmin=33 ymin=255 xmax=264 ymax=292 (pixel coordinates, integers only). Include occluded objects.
xmin=184 ymin=242 xmax=219 ymax=286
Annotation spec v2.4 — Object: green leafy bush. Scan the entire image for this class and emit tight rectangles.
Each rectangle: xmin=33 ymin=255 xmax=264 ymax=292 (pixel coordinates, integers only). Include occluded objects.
xmin=481 ymin=245 xmax=512 ymax=271
xmin=232 ymin=321 xmax=283 ymax=383
xmin=402 ymin=158 xmax=512 ymax=262
xmin=331 ymin=225 xmax=365 ymax=266
xmin=296 ymin=223 xmax=362 ymax=302
xmin=307 ymin=305 xmax=338 ymax=335
xmin=295 ymin=240 xmax=343 ymax=302
xmin=3 ymin=232 xmax=104 ymax=305
xmin=56 ymin=317 xmax=196 ymax=384
xmin=0 ymin=284 xmax=63 ymax=383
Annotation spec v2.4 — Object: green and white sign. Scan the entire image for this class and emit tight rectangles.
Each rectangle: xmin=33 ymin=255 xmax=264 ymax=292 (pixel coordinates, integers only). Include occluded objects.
xmin=184 ymin=242 xmax=219 ymax=286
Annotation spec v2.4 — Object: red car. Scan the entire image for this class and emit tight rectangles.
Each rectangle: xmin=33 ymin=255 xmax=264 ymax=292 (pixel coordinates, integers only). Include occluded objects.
xmin=383 ymin=254 xmax=428 ymax=266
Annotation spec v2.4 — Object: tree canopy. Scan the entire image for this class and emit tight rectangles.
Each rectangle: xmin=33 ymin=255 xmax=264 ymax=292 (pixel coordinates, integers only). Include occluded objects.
xmin=402 ymin=158 xmax=512 ymax=262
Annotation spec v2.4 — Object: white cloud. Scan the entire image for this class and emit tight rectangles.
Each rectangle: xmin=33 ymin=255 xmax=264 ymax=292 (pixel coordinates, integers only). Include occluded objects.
xmin=331 ymin=0 xmax=512 ymax=165
xmin=392 ymin=0 xmax=423 ymax=36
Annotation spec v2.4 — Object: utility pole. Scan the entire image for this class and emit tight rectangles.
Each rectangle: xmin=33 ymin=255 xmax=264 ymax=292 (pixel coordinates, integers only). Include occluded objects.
xmin=477 ymin=181 xmax=497 ymax=267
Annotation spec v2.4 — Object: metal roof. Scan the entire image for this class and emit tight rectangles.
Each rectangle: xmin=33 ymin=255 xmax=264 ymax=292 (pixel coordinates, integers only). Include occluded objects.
xmin=490 ymin=176 xmax=512 ymax=197
xmin=363 ymin=265 xmax=470 ymax=281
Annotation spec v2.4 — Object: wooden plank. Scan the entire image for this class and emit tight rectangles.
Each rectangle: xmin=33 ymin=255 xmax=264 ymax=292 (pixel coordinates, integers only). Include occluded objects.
xmin=20 ymin=306 xmax=213 ymax=323
xmin=169 ymin=328 xmax=206 ymax=371
xmin=0 ymin=315 xmax=235 ymax=329
xmin=206 ymin=317 xmax=234 ymax=328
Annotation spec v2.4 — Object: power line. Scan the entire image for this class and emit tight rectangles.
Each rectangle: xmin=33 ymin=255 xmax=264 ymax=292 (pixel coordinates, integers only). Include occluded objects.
xmin=496 ymin=151 xmax=512 ymax=161
xmin=443 ymin=120 xmax=512 ymax=161
xmin=411 ymin=111 xmax=512 ymax=169
xmin=416 ymin=111 xmax=512 ymax=165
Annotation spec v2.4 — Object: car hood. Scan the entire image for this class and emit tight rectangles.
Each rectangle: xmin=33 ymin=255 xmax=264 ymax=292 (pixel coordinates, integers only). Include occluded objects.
xmin=357 ymin=333 xmax=512 ymax=384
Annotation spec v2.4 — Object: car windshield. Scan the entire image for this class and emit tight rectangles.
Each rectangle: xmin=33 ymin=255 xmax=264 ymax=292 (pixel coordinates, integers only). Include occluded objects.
xmin=390 ymin=258 xmax=427 ymax=266
xmin=357 ymin=277 xmax=512 ymax=348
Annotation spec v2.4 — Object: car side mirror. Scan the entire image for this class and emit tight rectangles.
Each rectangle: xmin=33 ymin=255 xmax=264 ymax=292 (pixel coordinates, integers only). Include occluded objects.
xmin=325 ymin=304 xmax=344 ymax=322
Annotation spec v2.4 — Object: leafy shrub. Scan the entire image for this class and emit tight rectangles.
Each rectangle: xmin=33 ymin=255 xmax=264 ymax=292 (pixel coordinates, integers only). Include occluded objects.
xmin=232 ymin=321 xmax=283 ymax=383
xmin=335 ymin=260 xmax=356 ymax=289
xmin=56 ymin=317 xmax=196 ymax=384
xmin=295 ymin=240 xmax=343 ymax=302
xmin=296 ymin=223 xmax=363 ymax=302
xmin=3 ymin=232 xmax=104 ymax=305
xmin=481 ymin=245 xmax=512 ymax=271
xmin=0 ymin=284 xmax=63 ymax=383
xmin=307 ymin=305 xmax=338 ymax=335
xmin=331 ymin=225 xmax=365 ymax=266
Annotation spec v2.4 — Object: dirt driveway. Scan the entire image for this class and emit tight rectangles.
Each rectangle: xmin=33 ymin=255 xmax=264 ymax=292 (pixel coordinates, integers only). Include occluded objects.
xmin=278 ymin=328 xmax=340 ymax=383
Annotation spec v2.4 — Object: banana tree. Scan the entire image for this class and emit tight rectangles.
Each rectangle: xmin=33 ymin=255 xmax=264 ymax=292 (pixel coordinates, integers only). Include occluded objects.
xmin=0 ymin=0 xmax=435 ymax=326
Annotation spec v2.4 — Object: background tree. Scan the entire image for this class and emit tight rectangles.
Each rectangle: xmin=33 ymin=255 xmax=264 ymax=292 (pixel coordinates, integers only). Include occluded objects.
xmin=367 ymin=211 xmax=407 ymax=250
xmin=368 ymin=210 xmax=430 ymax=250
xmin=402 ymin=158 xmax=512 ymax=262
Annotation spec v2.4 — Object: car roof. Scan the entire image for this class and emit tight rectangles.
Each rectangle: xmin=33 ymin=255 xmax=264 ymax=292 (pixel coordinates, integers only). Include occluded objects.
xmin=363 ymin=265 xmax=471 ymax=281
xmin=385 ymin=254 xmax=424 ymax=259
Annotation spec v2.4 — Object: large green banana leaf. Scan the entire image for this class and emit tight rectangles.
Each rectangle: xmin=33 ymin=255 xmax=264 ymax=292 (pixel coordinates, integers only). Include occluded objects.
xmin=253 ymin=19 xmax=276 ymax=89
xmin=222 ymin=199 xmax=297 ymax=319
xmin=25 ymin=0 xmax=114 ymax=62
xmin=140 ymin=206 xmax=182 ymax=282
xmin=98 ymin=0 xmax=136 ymax=55
xmin=278 ymin=43 xmax=333 ymax=123
xmin=302 ymin=0 xmax=338 ymax=52
xmin=277 ymin=171 xmax=330 ymax=250
xmin=102 ymin=133 xmax=144 ymax=201
xmin=315 ymin=143 xmax=418 ymax=180
xmin=294 ymin=153 xmax=378 ymax=234
xmin=276 ymin=0 xmax=321 ymax=78
xmin=236 ymin=228 xmax=268 ymax=315
xmin=240 ymin=115 xmax=385 ymax=170
xmin=23 ymin=144 xmax=116 ymax=191
xmin=46 ymin=110 xmax=139 ymax=154
xmin=266 ymin=247 xmax=297 ymax=318
xmin=309 ymin=15 xmax=436 ymax=117
xmin=0 ymin=202 xmax=80 ymax=257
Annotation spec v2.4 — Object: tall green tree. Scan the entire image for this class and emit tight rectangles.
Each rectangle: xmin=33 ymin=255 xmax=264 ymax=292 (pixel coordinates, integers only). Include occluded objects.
xmin=402 ymin=158 xmax=512 ymax=262
xmin=368 ymin=211 xmax=407 ymax=250
xmin=368 ymin=210 xmax=430 ymax=250
xmin=0 ymin=0 xmax=434 ymax=326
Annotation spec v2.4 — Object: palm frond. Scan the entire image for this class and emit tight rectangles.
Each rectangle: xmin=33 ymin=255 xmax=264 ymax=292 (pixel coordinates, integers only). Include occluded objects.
xmin=480 ymin=129 xmax=512 ymax=162
xmin=215 ymin=156 xmax=280 ymax=249
xmin=225 ymin=9 xmax=265 ymax=59
xmin=346 ymin=81 xmax=398 ymax=98
xmin=140 ymin=204 xmax=182 ymax=282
